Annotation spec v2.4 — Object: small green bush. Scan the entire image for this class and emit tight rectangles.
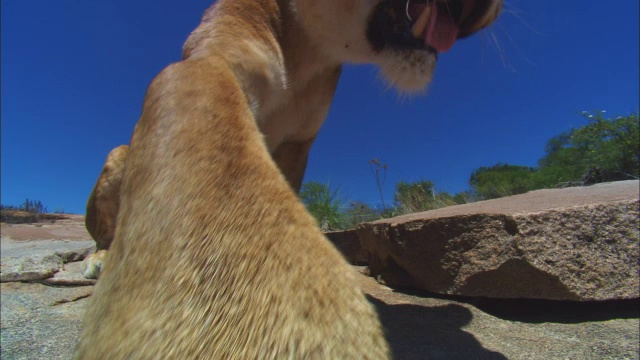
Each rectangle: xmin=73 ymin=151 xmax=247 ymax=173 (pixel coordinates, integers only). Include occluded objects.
xmin=300 ymin=182 xmax=347 ymax=231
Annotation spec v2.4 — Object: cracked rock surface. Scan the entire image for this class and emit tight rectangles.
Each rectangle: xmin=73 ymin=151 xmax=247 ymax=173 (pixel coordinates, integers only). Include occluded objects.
xmin=1 ymin=282 xmax=93 ymax=359
xmin=1 ymin=238 xmax=95 ymax=283
xmin=1 ymin=217 xmax=95 ymax=359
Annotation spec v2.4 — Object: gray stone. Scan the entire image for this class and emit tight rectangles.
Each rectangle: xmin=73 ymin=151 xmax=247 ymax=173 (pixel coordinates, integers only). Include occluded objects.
xmin=0 ymin=254 xmax=63 ymax=283
xmin=1 ymin=282 xmax=92 ymax=360
xmin=325 ymin=230 xmax=368 ymax=264
xmin=42 ymin=261 xmax=97 ymax=286
xmin=0 ymin=235 xmax=96 ymax=359
xmin=1 ymin=238 xmax=95 ymax=283
xmin=357 ymin=181 xmax=640 ymax=301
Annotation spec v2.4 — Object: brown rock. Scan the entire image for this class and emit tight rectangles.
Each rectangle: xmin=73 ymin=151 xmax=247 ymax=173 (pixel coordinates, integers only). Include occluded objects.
xmin=325 ymin=230 xmax=368 ymax=264
xmin=357 ymin=181 xmax=640 ymax=301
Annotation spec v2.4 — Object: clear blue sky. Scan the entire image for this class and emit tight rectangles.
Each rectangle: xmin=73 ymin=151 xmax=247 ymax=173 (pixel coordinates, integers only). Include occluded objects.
xmin=2 ymin=0 xmax=638 ymax=214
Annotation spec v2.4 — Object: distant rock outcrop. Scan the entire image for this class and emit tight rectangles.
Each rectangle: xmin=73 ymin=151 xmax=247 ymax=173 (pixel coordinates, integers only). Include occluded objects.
xmin=357 ymin=181 xmax=640 ymax=301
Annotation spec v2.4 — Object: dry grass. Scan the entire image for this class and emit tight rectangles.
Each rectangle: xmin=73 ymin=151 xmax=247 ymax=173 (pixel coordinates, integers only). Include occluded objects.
xmin=0 ymin=210 xmax=69 ymax=224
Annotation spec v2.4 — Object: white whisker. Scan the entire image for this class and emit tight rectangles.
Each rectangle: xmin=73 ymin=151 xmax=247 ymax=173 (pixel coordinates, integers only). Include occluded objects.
xmin=488 ymin=29 xmax=514 ymax=72
xmin=498 ymin=24 xmax=537 ymax=68
xmin=501 ymin=1 xmax=546 ymax=36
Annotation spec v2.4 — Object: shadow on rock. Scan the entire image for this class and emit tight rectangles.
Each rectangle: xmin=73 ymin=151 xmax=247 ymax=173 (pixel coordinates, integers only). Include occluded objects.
xmin=391 ymin=288 xmax=640 ymax=324
xmin=468 ymin=297 xmax=640 ymax=324
xmin=367 ymin=296 xmax=507 ymax=360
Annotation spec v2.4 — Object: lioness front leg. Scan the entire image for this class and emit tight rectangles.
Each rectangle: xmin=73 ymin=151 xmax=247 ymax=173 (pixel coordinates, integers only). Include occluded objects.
xmin=75 ymin=59 xmax=389 ymax=358
xmin=81 ymin=145 xmax=128 ymax=279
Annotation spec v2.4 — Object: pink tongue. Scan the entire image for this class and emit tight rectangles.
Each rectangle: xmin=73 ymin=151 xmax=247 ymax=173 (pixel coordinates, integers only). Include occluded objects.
xmin=424 ymin=4 xmax=459 ymax=53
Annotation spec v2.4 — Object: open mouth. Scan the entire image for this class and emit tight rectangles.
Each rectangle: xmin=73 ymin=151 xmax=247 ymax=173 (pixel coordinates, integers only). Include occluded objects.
xmin=367 ymin=0 xmax=502 ymax=54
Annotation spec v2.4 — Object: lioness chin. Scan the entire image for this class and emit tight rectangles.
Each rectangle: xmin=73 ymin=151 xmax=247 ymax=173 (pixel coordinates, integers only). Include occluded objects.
xmin=77 ymin=0 xmax=501 ymax=358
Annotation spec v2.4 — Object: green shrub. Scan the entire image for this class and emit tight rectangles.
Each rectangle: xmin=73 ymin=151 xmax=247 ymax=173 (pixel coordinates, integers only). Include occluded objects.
xmin=300 ymin=182 xmax=347 ymax=231
xmin=538 ymin=111 xmax=639 ymax=185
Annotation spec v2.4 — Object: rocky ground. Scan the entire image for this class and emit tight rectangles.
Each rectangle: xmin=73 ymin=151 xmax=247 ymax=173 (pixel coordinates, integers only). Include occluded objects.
xmin=1 ymin=185 xmax=639 ymax=359
xmin=1 ymin=216 xmax=95 ymax=360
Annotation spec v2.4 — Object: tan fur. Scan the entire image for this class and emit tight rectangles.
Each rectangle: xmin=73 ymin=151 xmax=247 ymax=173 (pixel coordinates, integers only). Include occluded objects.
xmin=82 ymin=145 xmax=128 ymax=278
xmin=77 ymin=0 xmax=501 ymax=358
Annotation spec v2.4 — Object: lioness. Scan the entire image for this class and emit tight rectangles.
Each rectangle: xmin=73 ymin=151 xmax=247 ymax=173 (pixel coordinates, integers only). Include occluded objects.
xmin=77 ymin=0 xmax=501 ymax=358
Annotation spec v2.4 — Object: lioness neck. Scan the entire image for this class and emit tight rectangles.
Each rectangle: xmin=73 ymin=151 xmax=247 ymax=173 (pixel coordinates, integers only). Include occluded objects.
xmin=183 ymin=0 xmax=341 ymax=127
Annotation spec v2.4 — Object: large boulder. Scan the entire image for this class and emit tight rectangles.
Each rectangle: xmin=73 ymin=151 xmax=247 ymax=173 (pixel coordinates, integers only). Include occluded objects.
xmin=325 ymin=229 xmax=368 ymax=264
xmin=357 ymin=181 xmax=640 ymax=301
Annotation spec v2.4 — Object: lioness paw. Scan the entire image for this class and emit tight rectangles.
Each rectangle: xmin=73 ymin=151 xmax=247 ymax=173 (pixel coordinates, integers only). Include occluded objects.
xmin=81 ymin=250 xmax=107 ymax=279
